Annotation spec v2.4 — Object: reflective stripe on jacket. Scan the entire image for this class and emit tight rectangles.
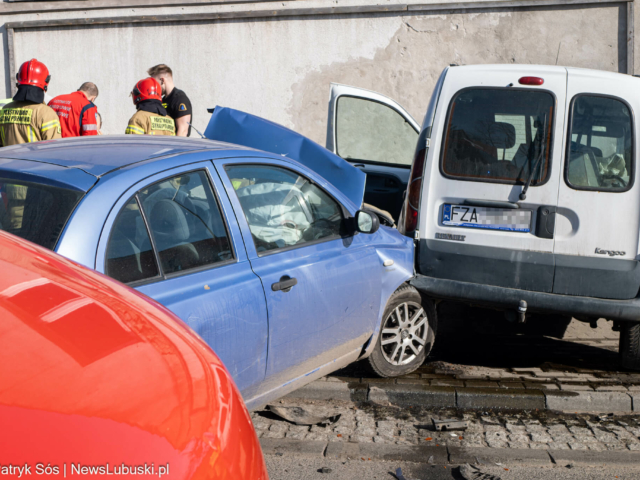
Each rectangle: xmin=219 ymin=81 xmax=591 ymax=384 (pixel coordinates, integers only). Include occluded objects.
xmin=0 ymin=101 xmax=62 ymax=147
xmin=125 ymin=111 xmax=175 ymax=136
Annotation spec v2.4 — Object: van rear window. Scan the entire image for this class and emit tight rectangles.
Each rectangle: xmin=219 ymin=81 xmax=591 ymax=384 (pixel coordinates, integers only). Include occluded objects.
xmin=0 ymin=178 xmax=83 ymax=249
xmin=566 ymin=95 xmax=633 ymax=192
xmin=441 ymin=88 xmax=555 ymax=185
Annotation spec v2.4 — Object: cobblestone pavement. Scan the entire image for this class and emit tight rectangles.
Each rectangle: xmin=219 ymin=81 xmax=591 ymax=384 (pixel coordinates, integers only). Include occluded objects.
xmin=252 ymin=398 xmax=640 ymax=452
xmin=328 ymin=308 xmax=640 ymax=395
xmin=259 ymin=307 xmax=640 ymax=478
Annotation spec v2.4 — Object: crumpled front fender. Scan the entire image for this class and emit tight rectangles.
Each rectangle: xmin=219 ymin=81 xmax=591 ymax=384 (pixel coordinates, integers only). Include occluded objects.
xmin=362 ymin=225 xmax=415 ymax=358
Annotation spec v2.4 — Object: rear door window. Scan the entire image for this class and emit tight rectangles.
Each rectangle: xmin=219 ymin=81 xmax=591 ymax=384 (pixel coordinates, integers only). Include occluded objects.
xmin=0 ymin=179 xmax=83 ymax=249
xmin=441 ymin=88 xmax=555 ymax=184
xmin=105 ymin=169 xmax=233 ymax=284
xmin=566 ymin=95 xmax=633 ymax=191
xmin=105 ymin=197 xmax=160 ymax=284
xmin=138 ymin=171 xmax=233 ymax=275
xmin=336 ymin=96 xmax=418 ymax=166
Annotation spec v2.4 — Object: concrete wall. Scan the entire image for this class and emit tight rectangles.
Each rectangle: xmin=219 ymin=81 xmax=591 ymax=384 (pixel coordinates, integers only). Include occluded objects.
xmin=0 ymin=0 xmax=633 ymax=144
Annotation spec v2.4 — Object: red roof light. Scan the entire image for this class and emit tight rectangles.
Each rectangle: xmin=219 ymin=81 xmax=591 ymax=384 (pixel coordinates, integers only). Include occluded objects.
xmin=519 ymin=76 xmax=544 ymax=86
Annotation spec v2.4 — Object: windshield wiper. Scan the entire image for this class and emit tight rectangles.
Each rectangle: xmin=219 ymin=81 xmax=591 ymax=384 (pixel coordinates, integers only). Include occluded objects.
xmin=519 ymin=114 xmax=547 ymax=202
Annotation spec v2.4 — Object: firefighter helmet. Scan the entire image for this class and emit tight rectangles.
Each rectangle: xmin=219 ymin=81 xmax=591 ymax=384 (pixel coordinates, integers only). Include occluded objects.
xmin=16 ymin=59 xmax=51 ymax=91
xmin=132 ymin=78 xmax=162 ymax=105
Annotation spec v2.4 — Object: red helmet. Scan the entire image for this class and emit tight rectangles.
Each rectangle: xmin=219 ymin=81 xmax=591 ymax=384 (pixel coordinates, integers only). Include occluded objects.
xmin=16 ymin=59 xmax=51 ymax=91
xmin=132 ymin=77 xmax=162 ymax=105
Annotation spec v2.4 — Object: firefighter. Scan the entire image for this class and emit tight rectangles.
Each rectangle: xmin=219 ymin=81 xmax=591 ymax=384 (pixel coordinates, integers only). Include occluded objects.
xmin=0 ymin=59 xmax=61 ymax=146
xmin=48 ymin=82 xmax=99 ymax=137
xmin=125 ymin=78 xmax=175 ymax=136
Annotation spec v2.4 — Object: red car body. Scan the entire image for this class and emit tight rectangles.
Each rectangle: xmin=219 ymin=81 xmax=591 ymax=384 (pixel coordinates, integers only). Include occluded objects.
xmin=0 ymin=231 xmax=267 ymax=480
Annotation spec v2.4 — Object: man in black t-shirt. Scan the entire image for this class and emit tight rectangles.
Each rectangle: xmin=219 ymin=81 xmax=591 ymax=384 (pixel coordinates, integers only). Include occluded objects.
xmin=147 ymin=64 xmax=193 ymax=137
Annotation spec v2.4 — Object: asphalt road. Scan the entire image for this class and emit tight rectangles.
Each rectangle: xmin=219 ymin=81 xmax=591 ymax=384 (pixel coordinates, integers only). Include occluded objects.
xmin=266 ymin=456 xmax=640 ymax=480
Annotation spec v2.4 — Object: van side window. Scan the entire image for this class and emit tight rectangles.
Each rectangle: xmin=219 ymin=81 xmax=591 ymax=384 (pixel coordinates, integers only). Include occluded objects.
xmin=105 ymin=197 xmax=160 ymax=284
xmin=566 ymin=95 xmax=633 ymax=192
xmin=336 ymin=96 xmax=418 ymax=166
xmin=441 ymin=88 xmax=555 ymax=185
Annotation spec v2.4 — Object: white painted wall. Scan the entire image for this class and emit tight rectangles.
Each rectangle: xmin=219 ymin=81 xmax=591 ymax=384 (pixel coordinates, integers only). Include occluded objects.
xmin=0 ymin=0 xmax=630 ymax=143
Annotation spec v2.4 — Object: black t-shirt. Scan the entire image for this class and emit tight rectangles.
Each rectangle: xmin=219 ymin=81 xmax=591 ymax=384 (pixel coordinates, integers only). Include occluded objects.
xmin=163 ymin=87 xmax=192 ymax=136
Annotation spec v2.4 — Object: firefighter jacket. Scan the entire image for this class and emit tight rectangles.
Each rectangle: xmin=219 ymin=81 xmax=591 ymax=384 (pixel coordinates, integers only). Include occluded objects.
xmin=0 ymin=101 xmax=61 ymax=146
xmin=49 ymin=91 xmax=99 ymax=137
xmin=125 ymin=111 xmax=175 ymax=136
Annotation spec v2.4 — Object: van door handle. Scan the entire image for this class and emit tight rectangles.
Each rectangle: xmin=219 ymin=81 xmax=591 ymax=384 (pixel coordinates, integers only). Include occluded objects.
xmin=535 ymin=206 xmax=556 ymax=239
xmin=272 ymin=275 xmax=297 ymax=292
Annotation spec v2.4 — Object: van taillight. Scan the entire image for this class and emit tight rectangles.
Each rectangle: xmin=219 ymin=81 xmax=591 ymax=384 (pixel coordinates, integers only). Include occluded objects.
xmin=403 ymin=147 xmax=426 ymax=234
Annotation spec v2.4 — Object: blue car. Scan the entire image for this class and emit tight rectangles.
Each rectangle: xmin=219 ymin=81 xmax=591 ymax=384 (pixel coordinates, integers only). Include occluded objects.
xmin=0 ymin=110 xmax=436 ymax=409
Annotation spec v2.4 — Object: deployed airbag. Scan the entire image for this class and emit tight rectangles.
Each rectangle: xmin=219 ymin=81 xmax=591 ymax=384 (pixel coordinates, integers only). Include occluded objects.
xmin=204 ymin=107 xmax=366 ymax=207
xmin=236 ymin=182 xmax=311 ymax=249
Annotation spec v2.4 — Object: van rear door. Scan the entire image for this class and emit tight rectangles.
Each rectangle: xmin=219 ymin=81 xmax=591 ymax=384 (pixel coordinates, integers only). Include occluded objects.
xmin=418 ymin=66 xmax=568 ymax=293
xmin=552 ymin=69 xmax=640 ymax=299
xmin=327 ymin=84 xmax=419 ymax=221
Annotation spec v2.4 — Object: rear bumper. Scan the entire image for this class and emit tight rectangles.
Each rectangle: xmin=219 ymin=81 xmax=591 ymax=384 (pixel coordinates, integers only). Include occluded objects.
xmin=411 ymin=275 xmax=640 ymax=323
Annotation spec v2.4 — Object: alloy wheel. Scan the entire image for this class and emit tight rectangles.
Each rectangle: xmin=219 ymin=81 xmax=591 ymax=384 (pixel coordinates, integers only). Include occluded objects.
xmin=380 ymin=301 xmax=430 ymax=366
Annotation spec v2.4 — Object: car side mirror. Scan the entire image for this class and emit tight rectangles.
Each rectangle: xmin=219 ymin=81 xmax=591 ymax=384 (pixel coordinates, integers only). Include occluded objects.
xmin=355 ymin=209 xmax=380 ymax=234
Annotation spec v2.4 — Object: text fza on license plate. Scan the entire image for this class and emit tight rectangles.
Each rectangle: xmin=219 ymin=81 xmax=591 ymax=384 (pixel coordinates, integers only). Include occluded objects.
xmin=442 ymin=204 xmax=532 ymax=233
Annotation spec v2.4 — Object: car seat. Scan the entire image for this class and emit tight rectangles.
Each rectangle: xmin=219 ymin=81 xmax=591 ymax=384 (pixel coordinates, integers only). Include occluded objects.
xmin=106 ymin=227 xmax=143 ymax=283
xmin=568 ymin=142 xmax=600 ymax=187
xmin=149 ymin=199 xmax=199 ymax=272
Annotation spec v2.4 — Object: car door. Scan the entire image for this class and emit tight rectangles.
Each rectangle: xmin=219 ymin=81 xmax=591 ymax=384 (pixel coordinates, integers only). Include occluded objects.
xmin=416 ymin=66 xmax=567 ymax=293
xmin=214 ymin=158 xmax=382 ymax=396
xmin=95 ymin=162 xmax=268 ymax=398
xmin=327 ymin=84 xmax=420 ymax=221
xmin=553 ymin=69 xmax=640 ymax=299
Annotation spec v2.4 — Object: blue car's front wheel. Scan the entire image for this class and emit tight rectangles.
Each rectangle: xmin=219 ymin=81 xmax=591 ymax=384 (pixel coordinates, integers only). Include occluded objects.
xmin=368 ymin=284 xmax=437 ymax=377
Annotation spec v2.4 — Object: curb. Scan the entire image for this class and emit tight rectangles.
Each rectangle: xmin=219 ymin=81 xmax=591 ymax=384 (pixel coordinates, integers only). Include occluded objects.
xmin=284 ymin=380 xmax=639 ymax=413
xmin=260 ymin=438 xmax=640 ymax=467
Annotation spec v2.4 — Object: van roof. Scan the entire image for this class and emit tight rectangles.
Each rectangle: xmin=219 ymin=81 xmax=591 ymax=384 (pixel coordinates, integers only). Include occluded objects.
xmin=450 ymin=64 xmax=634 ymax=82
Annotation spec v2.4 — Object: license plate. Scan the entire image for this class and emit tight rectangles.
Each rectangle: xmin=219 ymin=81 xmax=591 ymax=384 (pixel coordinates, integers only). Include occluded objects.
xmin=442 ymin=204 xmax=532 ymax=233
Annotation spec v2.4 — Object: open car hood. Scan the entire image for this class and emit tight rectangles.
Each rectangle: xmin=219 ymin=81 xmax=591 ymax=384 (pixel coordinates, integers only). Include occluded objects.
xmin=204 ymin=107 xmax=366 ymax=207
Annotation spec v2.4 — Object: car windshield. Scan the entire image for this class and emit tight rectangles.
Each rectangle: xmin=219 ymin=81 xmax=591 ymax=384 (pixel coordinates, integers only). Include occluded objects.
xmin=0 ymin=178 xmax=84 ymax=249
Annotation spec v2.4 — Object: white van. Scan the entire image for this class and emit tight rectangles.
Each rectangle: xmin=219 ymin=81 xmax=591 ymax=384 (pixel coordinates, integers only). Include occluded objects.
xmin=327 ymin=64 xmax=640 ymax=370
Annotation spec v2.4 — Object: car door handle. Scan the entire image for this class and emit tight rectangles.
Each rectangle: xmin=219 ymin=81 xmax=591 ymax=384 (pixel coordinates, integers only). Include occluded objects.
xmin=271 ymin=276 xmax=297 ymax=292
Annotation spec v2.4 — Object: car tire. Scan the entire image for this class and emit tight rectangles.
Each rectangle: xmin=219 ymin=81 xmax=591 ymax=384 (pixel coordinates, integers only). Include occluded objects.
xmin=367 ymin=284 xmax=436 ymax=377
xmin=620 ymin=323 xmax=640 ymax=370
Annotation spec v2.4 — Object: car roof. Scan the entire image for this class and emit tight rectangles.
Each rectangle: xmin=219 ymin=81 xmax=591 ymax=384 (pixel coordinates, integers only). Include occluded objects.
xmin=0 ymin=135 xmax=250 ymax=177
